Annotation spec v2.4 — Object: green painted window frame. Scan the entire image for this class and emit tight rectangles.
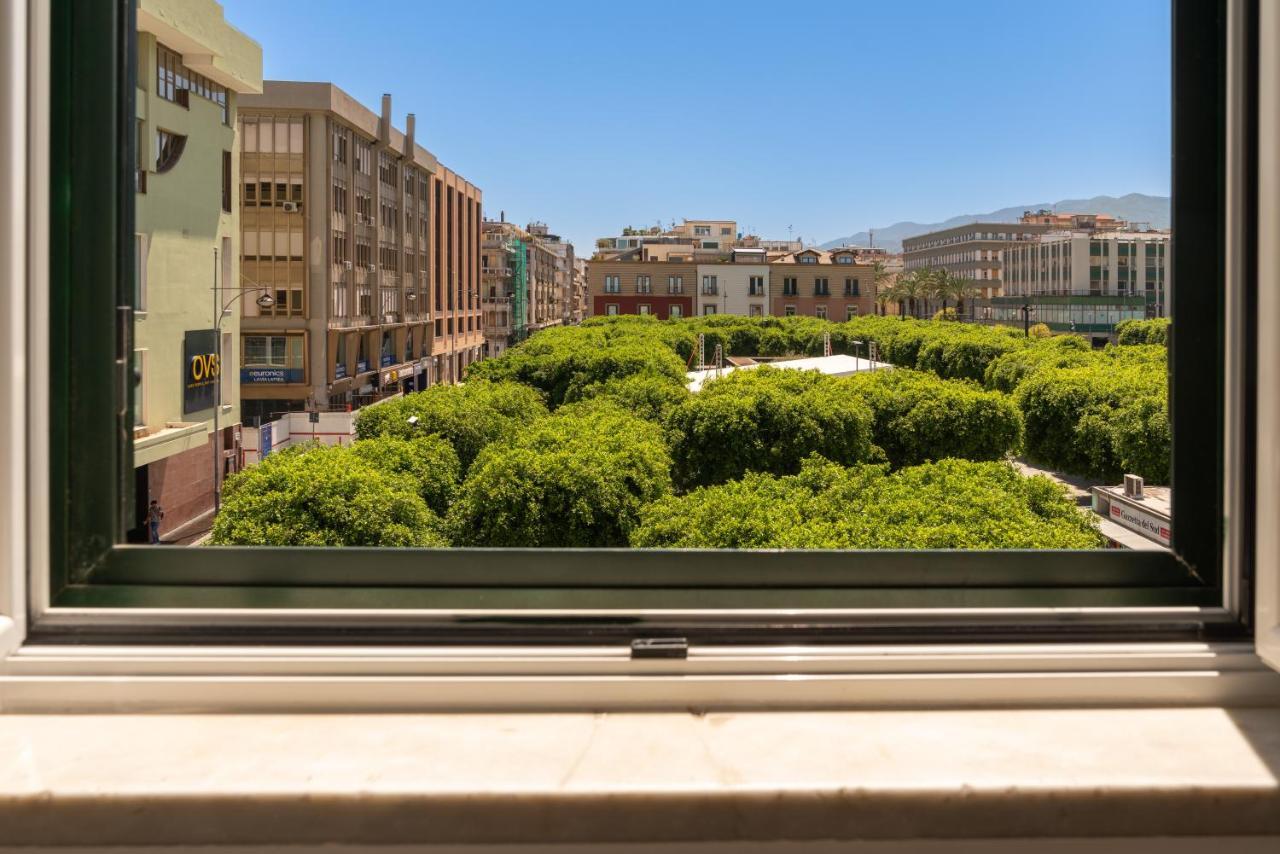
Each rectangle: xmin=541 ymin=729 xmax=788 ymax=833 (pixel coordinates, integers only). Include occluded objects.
xmin=40 ymin=1 xmax=1245 ymax=628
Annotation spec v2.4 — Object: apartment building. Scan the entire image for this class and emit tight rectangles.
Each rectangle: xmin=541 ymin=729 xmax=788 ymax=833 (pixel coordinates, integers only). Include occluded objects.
xmin=237 ymin=84 xmax=483 ymax=424
xmin=481 ymin=219 xmax=563 ymax=359
xmin=991 ymin=229 xmax=1169 ymax=339
xmin=902 ymin=222 xmax=1050 ymax=299
xmin=769 ymin=249 xmax=878 ymax=320
xmin=131 ymin=0 xmax=262 ymax=542
xmin=569 ymin=256 xmax=589 ymax=324
xmin=595 ymin=218 xmax=738 ymax=257
xmin=696 ymin=249 xmax=770 ymax=317
xmin=589 ymin=260 xmax=696 ymax=319
xmin=1020 ymin=209 xmax=1130 ymax=231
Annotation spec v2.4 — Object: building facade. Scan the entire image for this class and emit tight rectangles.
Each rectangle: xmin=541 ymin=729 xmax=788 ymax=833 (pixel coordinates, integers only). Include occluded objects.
xmin=769 ymin=249 xmax=878 ymax=320
xmin=695 ymin=260 xmax=770 ymax=317
xmin=588 ymin=260 xmax=696 ymax=319
xmin=902 ymin=222 xmax=1050 ymax=299
xmin=991 ymin=229 xmax=1170 ymax=339
xmin=132 ymin=0 xmax=262 ymax=543
xmin=481 ymin=219 xmax=564 ymax=359
xmin=237 ymin=84 xmax=483 ymax=424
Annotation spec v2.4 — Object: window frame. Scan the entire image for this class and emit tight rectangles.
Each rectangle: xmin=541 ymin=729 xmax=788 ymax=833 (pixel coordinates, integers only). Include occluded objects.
xmin=5 ymin=0 xmax=1269 ymax=658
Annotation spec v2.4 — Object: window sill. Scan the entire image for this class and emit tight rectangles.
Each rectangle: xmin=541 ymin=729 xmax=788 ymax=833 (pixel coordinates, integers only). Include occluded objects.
xmin=0 ymin=707 xmax=1278 ymax=846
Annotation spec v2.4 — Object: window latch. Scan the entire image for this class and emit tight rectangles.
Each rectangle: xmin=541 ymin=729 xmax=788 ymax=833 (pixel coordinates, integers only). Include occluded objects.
xmin=630 ymin=637 xmax=689 ymax=660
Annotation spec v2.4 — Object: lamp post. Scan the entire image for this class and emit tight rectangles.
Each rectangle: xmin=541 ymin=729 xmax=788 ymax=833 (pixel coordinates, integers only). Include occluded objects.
xmin=1021 ymin=299 xmax=1036 ymax=337
xmin=210 ymin=246 xmax=275 ymax=513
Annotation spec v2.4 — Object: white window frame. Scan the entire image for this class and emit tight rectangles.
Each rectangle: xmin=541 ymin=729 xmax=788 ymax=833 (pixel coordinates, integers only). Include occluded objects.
xmin=0 ymin=0 xmax=1278 ymax=715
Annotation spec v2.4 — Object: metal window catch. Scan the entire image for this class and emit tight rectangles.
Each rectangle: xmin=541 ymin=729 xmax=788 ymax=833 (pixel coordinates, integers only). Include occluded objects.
xmin=630 ymin=638 xmax=689 ymax=660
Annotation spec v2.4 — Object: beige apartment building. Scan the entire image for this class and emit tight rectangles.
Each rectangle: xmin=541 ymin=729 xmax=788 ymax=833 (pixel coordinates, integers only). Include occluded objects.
xmin=696 ymin=249 xmax=770 ymax=317
xmin=769 ymin=248 xmax=878 ymax=321
xmin=481 ymin=219 xmax=563 ymax=359
xmin=237 ymin=84 xmax=483 ymax=423
xmin=992 ymin=228 xmax=1170 ymax=339
xmin=595 ymin=218 xmax=738 ymax=258
xmin=902 ymin=222 xmax=1051 ymax=299
xmin=132 ymin=0 xmax=262 ymax=542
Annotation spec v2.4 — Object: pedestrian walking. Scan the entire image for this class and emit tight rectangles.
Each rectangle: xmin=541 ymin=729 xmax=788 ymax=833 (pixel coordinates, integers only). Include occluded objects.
xmin=146 ymin=499 xmax=164 ymax=545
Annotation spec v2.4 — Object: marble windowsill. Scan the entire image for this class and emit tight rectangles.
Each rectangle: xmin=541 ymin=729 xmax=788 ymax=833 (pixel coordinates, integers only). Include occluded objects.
xmin=1 ymin=707 xmax=1280 ymax=847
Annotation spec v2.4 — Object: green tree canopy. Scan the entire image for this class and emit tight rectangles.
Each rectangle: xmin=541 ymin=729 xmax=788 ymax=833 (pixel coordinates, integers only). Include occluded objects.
xmin=353 ymin=380 xmax=548 ymax=470
xmin=665 ymin=366 xmax=876 ymax=490
xmin=448 ymin=402 xmax=673 ymax=547
xmin=211 ymin=444 xmax=446 ymax=547
xmin=349 ymin=433 xmax=461 ymax=516
xmin=632 ymin=457 xmax=1104 ymax=550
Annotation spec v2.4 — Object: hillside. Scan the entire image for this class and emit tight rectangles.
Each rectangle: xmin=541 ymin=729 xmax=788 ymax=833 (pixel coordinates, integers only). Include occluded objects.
xmin=820 ymin=193 xmax=1170 ymax=252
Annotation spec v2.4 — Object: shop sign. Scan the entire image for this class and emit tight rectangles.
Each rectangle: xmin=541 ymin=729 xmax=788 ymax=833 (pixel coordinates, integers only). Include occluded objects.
xmin=261 ymin=422 xmax=274 ymax=458
xmin=1108 ymin=500 xmax=1171 ymax=544
xmin=182 ymin=329 xmax=219 ymax=414
xmin=356 ymin=359 xmax=370 ymax=373
xmin=241 ymin=367 xmax=305 ymax=384
xmin=381 ymin=353 xmax=394 ymax=367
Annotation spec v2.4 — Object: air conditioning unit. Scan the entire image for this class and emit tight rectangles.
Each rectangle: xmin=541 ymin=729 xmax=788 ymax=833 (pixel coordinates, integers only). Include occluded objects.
xmin=343 ymin=261 xmax=353 ymax=270
xmin=282 ymin=201 xmax=299 ymax=213
xmin=369 ymin=264 xmax=377 ymax=271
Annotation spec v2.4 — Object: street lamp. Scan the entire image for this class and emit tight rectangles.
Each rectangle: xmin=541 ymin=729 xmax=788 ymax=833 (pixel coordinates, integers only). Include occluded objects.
xmin=210 ymin=245 xmax=275 ymax=513
xmin=1020 ymin=300 xmax=1036 ymax=337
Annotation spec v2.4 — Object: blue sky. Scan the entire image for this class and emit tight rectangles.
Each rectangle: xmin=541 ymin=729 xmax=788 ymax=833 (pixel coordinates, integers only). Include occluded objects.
xmin=221 ymin=0 xmax=1171 ymax=251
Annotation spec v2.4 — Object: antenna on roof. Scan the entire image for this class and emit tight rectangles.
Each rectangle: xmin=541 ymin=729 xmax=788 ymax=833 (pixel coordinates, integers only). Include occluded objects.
xmin=869 ymin=228 xmax=875 ymax=249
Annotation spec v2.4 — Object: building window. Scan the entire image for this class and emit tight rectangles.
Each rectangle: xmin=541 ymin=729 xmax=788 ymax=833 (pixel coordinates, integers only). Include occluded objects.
xmin=703 ymin=304 xmax=716 ymax=315
xmin=749 ymin=304 xmax=763 ymax=317
xmin=701 ymin=275 xmax=718 ymax=295
xmin=720 ymin=227 xmax=732 ymax=236
xmin=638 ymin=304 xmax=651 ymax=315
xmin=154 ymin=129 xmax=186 ymax=174
xmin=816 ymin=306 xmax=828 ymax=319
xmin=749 ymin=275 xmax=765 ymax=296
xmin=669 ymin=305 xmax=682 ymax=319
xmin=814 ymin=277 xmax=830 ymax=296
xmin=636 ymin=275 xmax=651 ymax=294
xmin=242 ymin=334 xmax=305 ymax=375
xmin=133 ymin=233 xmax=148 ymax=312
xmin=799 ymin=254 xmax=817 ymax=264
xmin=701 ymin=241 xmax=717 ymax=249
xmin=668 ymin=275 xmax=683 ymax=294
xmin=844 ymin=277 xmax=860 ymax=296
xmin=694 ymin=225 xmax=711 ymax=236
xmin=156 ymin=43 xmax=228 ymax=122
xmin=783 ymin=277 xmax=798 ymax=296
xmin=784 ymin=305 xmax=796 ymax=316
xmin=221 ymin=151 xmax=231 ymax=213
xmin=846 ymin=305 xmax=859 ymax=320
xmin=604 ymin=275 xmax=620 ymax=293
xmin=605 ymin=303 xmax=619 ymax=316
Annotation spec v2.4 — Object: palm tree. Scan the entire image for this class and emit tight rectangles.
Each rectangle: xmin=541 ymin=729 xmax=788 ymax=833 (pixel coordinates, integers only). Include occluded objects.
xmin=947 ymin=274 xmax=979 ymax=320
xmin=895 ymin=270 xmax=929 ymax=319
xmin=872 ymin=261 xmax=897 ymax=316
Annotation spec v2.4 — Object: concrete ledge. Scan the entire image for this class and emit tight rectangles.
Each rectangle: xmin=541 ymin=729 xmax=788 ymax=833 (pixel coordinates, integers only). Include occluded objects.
xmin=0 ymin=707 xmax=1278 ymax=846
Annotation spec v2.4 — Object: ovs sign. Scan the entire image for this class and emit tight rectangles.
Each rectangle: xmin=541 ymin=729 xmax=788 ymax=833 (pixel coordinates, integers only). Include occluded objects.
xmin=183 ymin=329 xmax=220 ymax=414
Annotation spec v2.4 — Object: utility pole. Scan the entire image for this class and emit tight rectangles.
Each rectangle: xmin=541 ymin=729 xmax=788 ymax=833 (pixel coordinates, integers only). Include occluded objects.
xmin=211 ymin=247 xmax=221 ymax=513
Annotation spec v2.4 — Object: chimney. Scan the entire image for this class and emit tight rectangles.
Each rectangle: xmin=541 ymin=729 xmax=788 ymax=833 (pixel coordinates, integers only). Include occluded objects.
xmin=1123 ymin=474 xmax=1144 ymax=499
xmin=379 ymin=93 xmax=392 ymax=144
xmin=404 ymin=113 xmax=415 ymax=154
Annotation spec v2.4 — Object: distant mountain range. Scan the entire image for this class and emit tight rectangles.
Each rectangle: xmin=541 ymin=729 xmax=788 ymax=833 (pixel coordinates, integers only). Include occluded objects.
xmin=819 ymin=193 xmax=1170 ymax=253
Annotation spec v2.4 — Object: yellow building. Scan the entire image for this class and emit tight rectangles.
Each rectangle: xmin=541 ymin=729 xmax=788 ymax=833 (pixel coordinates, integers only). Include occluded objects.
xmin=132 ymin=0 xmax=263 ymax=542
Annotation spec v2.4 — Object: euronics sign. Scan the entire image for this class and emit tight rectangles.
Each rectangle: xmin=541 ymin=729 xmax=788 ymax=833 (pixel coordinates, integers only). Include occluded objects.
xmin=241 ymin=367 xmax=305 ymax=384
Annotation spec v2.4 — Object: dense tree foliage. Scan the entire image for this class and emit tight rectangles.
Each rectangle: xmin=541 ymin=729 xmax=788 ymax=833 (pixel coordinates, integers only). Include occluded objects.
xmin=1114 ymin=318 xmax=1170 ymax=345
xmin=353 ymin=380 xmax=547 ymax=470
xmin=982 ymin=335 xmax=1092 ymax=394
xmin=211 ymin=445 xmax=446 ymax=547
xmin=848 ymin=369 xmax=1022 ymax=467
xmin=467 ymin=323 xmax=687 ymax=406
xmin=349 ymin=434 xmax=460 ymax=516
xmin=562 ymin=370 xmax=691 ymax=423
xmin=632 ymin=457 xmax=1104 ymax=550
xmin=447 ymin=402 xmax=672 ymax=547
xmin=1015 ymin=345 xmax=1169 ymax=482
xmin=665 ymin=367 xmax=876 ymax=490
